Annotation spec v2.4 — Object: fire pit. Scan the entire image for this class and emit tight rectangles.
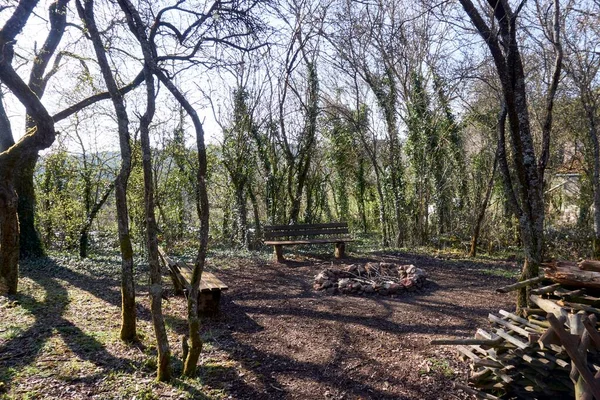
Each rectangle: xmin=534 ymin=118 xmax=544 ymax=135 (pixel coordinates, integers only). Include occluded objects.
xmin=313 ymin=262 xmax=428 ymax=296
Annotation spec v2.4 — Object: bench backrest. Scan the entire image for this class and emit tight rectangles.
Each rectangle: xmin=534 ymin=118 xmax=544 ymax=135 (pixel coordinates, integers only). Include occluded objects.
xmin=264 ymin=222 xmax=349 ymax=239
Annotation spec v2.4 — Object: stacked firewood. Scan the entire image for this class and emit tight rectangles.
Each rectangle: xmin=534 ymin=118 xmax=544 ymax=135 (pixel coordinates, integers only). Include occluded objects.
xmin=433 ymin=260 xmax=600 ymax=400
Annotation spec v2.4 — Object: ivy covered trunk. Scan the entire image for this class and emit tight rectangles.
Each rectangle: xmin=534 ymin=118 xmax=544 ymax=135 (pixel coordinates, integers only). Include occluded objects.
xmin=0 ymin=176 xmax=19 ymax=295
xmin=234 ymin=183 xmax=248 ymax=248
xmin=289 ymin=62 xmax=318 ymax=225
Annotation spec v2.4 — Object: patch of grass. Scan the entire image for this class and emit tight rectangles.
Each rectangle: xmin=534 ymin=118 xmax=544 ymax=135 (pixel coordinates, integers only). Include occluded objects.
xmin=480 ymin=268 xmax=519 ymax=279
xmin=0 ymin=326 xmax=25 ymax=341
xmin=419 ymin=357 xmax=454 ymax=378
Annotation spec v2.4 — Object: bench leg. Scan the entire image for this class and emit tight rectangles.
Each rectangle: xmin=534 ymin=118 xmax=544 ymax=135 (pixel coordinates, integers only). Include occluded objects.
xmin=335 ymin=242 xmax=346 ymax=259
xmin=274 ymin=245 xmax=285 ymax=262
xmin=198 ymin=291 xmax=221 ymax=317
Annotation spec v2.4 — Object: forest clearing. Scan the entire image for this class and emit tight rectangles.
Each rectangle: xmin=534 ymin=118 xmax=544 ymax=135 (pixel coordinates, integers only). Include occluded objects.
xmin=0 ymin=248 xmax=517 ymax=399
xmin=3 ymin=0 xmax=600 ymax=398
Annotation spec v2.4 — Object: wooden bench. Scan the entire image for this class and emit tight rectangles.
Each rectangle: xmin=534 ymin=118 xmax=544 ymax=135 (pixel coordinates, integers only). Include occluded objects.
xmin=158 ymin=248 xmax=228 ymax=316
xmin=264 ymin=222 xmax=353 ymax=262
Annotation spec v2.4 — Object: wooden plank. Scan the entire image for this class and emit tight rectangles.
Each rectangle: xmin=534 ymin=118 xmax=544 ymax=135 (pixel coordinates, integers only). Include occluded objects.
xmin=558 ymin=300 xmax=600 ymax=316
xmin=158 ymin=247 xmax=178 ymax=269
xmin=264 ymin=238 xmax=354 ymax=245
xmin=583 ymin=314 xmax=600 ymax=350
xmin=475 ymin=329 xmax=500 ymax=341
xmin=176 ymin=261 xmax=194 ymax=286
xmin=454 ymin=383 xmax=502 ymax=400
xmin=431 ymin=337 xmax=503 ymax=346
xmin=498 ymin=309 xmax=544 ymax=332
xmin=167 ymin=260 xmax=227 ymax=293
xmin=200 ymin=271 xmax=229 ymax=291
xmin=264 ymin=222 xmax=347 ymax=231
xmin=456 ymin=345 xmax=481 ymax=361
xmin=494 ymin=329 xmax=529 ymax=349
xmin=488 ymin=313 xmax=530 ymax=337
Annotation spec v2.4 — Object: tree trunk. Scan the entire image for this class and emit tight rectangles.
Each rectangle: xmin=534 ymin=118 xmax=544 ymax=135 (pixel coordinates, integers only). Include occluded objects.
xmin=458 ymin=0 xmax=561 ymax=315
xmin=248 ymin=186 xmax=261 ymax=250
xmin=79 ymin=182 xmax=114 ymax=258
xmin=15 ymin=153 xmax=44 ymax=258
xmin=289 ymin=62 xmax=318 ymax=225
xmin=584 ymin=105 xmax=600 ymax=259
xmin=233 ymin=184 xmax=248 ymax=248
xmin=137 ymin=71 xmax=171 ymax=381
xmin=356 ymin=160 xmax=368 ymax=234
xmin=0 ymin=177 xmax=19 ymax=295
xmin=152 ymin=67 xmax=210 ymax=378
xmin=130 ymin=24 xmax=172 ymax=383
xmin=469 ymin=151 xmax=498 ymax=257
xmin=82 ymin=0 xmax=137 ymax=338
xmin=375 ymin=172 xmax=389 ymax=247
xmin=78 ymin=0 xmax=137 ymax=341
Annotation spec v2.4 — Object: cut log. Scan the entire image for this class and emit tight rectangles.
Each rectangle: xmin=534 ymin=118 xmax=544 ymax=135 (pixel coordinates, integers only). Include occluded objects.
xmin=530 ymin=283 xmax=562 ymax=295
xmin=530 ymin=295 xmax=569 ymax=326
xmin=475 ymin=329 xmax=500 ymax=341
xmin=431 ymin=338 xmax=503 ymax=346
xmin=494 ymin=329 xmax=529 ymax=349
xmin=474 ymin=359 xmax=504 ymax=369
xmin=553 ymin=288 xmax=585 ymax=298
xmin=469 ymin=368 xmax=493 ymax=383
xmin=558 ymin=300 xmax=600 ymax=316
xmin=547 ymin=313 xmax=600 ymax=399
xmin=496 ymin=276 xmax=545 ymax=293
xmin=579 ymin=260 xmax=600 ymax=273
xmin=488 ymin=313 xmax=530 ymax=337
xmin=498 ymin=309 xmax=544 ymax=331
xmin=544 ymin=261 xmax=600 ymax=289
xmin=454 ymin=382 xmax=502 ymax=400
xmin=522 ymin=307 xmax=545 ymax=316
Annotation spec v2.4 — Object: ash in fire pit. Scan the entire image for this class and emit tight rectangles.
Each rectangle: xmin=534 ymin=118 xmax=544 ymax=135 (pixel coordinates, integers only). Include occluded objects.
xmin=313 ymin=262 xmax=428 ymax=296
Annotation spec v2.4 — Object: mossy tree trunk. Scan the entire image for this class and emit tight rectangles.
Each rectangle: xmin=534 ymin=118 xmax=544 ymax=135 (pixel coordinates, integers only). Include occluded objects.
xmin=77 ymin=0 xmax=137 ymax=341
xmin=15 ymin=153 xmax=44 ymax=258
xmin=0 ymin=176 xmax=19 ymax=295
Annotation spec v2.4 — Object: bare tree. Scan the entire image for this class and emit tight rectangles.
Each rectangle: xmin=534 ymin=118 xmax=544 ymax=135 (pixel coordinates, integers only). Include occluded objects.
xmin=114 ymin=0 xmax=265 ymax=378
xmin=457 ymin=0 xmax=562 ymax=311
xmin=0 ymin=1 xmax=144 ymax=296
xmin=562 ymin=0 xmax=600 ymax=257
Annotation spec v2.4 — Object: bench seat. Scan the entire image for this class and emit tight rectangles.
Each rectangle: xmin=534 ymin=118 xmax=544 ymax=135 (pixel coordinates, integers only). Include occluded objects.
xmin=158 ymin=247 xmax=228 ymax=316
xmin=264 ymin=222 xmax=352 ymax=262
xmin=264 ymin=238 xmax=354 ymax=246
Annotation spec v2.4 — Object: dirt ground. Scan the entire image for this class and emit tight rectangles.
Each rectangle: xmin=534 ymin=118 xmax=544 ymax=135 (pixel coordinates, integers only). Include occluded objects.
xmin=0 ymin=249 xmax=518 ymax=399
xmin=207 ymin=250 xmax=517 ymax=400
